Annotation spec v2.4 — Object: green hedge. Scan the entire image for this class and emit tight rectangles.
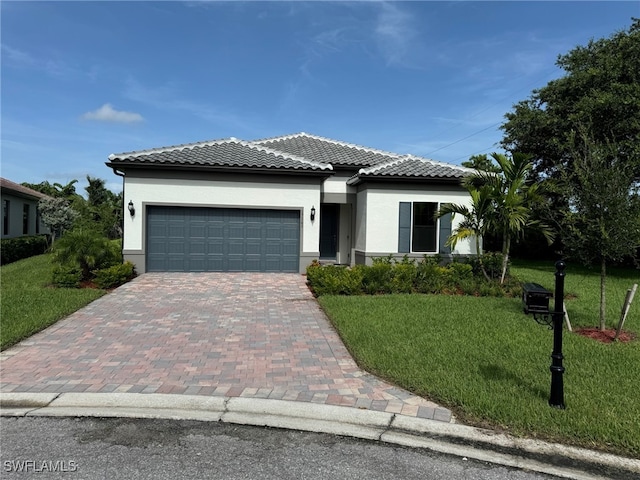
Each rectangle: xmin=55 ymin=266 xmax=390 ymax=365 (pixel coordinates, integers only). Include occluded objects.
xmin=306 ymin=254 xmax=521 ymax=297
xmin=93 ymin=261 xmax=136 ymax=289
xmin=0 ymin=235 xmax=49 ymax=265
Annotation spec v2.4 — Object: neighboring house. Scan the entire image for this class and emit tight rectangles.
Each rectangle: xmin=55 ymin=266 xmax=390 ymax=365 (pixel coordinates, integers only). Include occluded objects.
xmin=0 ymin=178 xmax=50 ymax=239
xmin=106 ymin=133 xmax=476 ymax=274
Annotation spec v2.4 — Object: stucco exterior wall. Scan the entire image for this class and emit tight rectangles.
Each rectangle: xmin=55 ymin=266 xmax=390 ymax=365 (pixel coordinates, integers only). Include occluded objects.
xmin=1 ymin=193 xmax=47 ymax=239
xmin=355 ymin=184 xmax=475 ymax=257
xmin=321 ymin=171 xmax=357 ymax=195
xmin=122 ymin=173 xmax=322 ymax=262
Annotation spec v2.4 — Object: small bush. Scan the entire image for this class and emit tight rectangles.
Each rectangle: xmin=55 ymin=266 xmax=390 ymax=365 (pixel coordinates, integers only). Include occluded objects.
xmin=52 ymin=265 xmax=82 ymax=288
xmin=415 ymin=261 xmax=446 ymax=294
xmin=52 ymin=228 xmax=120 ymax=281
xmin=93 ymin=261 xmax=136 ymax=289
xmin=390 ymin=263 xmax=416 ymax=293
xmin=470 ymin=252 xmax=508 ymax=280
xmin=0 ymin=235 xmax=48 ymax=265
xmin=362 ymin=263 xmax=393 ymax=294
xmin=446 ymin=262 xmax=473 ymax=283
xmin=306 ymin=257 xmax=521 ymax=298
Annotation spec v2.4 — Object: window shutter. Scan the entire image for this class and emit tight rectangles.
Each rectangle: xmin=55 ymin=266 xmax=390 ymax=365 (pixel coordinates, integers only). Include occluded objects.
xmin=398 ymin=202 xmax=411 ymax=253
xmin=439 ymin=212 xmax=452 ymax=254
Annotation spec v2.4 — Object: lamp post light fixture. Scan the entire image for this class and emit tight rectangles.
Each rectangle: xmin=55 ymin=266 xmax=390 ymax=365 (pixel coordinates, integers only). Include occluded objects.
xmin=310 ymin=206 xmax=316 ymax=221
xmin=128 ymin=200 xmax=135 ymax=217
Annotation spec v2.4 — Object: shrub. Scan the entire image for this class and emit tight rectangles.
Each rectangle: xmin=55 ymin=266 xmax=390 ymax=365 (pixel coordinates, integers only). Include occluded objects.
xmin=0 ymin=235 xmax=48 ymax=265
xmin=415 ymin=261 xmax=446 ymax=294
xmin=93 ymin=261 xmax=136 ymax=289
xmin=52 ymin=265 xmax=82 ymax=288
xmin=306 ymin=257 xmax=521 ymax=298
xmin=390 ymin=263 xmax=416 ymax=293
xmin=470 ymin=252 xmax=508 ymax=280
xmin=52 ymin=228 xmax=120 ymax=281
xmin=446 ymin=262 xmax=473 ymax=282
xmin=362 ymin=263 xmax=393 ymax=294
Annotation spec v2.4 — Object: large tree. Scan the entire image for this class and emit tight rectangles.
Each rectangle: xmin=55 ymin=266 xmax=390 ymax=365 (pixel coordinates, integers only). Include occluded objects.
xmin=500 ymin=19 xmax=640 ymax=328
xmin=562 ymin=130 xmax=640 ymax=330
xmin=500 ymin=19 xmax=640 ymax=183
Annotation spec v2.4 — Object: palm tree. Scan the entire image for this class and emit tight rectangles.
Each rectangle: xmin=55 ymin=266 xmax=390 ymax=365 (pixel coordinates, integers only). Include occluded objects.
xmin=440 ymin=152 xmax=554 ymax=284
xmin=437 ymin=184 xmax=494 ymax=280
xmin=473 ymin=152 xmax=554 ymax=283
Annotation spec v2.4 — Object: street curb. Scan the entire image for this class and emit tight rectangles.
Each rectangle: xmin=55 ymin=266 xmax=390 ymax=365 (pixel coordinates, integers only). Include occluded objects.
xmin=1 ymin=392 xmax=638 ymax=480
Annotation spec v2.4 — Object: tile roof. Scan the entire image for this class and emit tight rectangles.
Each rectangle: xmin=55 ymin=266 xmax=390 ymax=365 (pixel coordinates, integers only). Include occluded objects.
xmin=255 ymin=132 xmax=401 ymax=167
xmin=107 ymin=138 xmax=333 ymax=172
xmin=107 ymin=132 xmax=471 ymax=182
xmin=0 ymin=177 xmax=50 ymax=200
xmin=347 ymin=155 xmax=473 ymax=184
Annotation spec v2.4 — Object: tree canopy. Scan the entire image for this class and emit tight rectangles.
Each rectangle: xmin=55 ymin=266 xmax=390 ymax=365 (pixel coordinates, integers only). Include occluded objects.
xmin=500 ymin=18 xmax=640 ymax=181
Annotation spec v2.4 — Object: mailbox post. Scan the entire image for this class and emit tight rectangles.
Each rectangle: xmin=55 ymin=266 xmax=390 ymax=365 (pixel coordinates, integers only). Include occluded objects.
xmin=549 ymin=260 xmax=566 ymax=409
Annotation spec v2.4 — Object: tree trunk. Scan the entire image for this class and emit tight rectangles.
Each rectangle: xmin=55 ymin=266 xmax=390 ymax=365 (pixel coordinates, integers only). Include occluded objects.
xmin=500 ymin=234 xmax=510 ymax=285
xmin=600 ymin=258 xmax=607 ymax=331
xmin=476 ymin=236 xmax=491 ymax=281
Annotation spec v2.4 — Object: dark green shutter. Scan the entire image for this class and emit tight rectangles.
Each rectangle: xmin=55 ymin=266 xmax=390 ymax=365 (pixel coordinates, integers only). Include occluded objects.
xmin=398 ymin=202 xmax=411 ymax=253
xmin=438 ymin=212 xmax=452 ymax=254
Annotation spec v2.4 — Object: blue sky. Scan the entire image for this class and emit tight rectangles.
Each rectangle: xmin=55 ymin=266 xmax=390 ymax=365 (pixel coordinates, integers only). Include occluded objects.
xmin=2 ymin=1 xmax=638 ymax=194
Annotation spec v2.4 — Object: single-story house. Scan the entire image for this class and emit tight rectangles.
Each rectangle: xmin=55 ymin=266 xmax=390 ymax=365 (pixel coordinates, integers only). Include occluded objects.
xmin=0 ymin=177 xmax=50 ymax=239
xmin=106 ymin=132 xmax=476 ymax=274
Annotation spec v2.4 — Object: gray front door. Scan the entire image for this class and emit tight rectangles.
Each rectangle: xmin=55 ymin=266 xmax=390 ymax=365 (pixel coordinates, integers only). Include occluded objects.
xmin=147 ymin=206 xmax=300 ymax=272
xmin=319 ymin=204 xmax=339 ymax=259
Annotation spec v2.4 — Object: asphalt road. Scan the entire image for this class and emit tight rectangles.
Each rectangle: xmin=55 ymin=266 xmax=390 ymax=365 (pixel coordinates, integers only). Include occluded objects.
xmin=0 ymin=417 xmax=561 ymax=480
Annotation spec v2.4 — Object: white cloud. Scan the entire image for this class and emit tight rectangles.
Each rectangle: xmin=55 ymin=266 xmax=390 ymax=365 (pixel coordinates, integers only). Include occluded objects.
xmin=1 ymin=44 xmax=36 ymax=66
xmin=374 ymin=2 xmax=418 ymax=68
xmin=82 ymin=104 xmax=144 ymax=124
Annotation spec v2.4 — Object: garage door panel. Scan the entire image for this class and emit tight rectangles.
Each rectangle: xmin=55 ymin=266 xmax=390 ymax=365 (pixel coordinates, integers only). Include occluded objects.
xmin=147 ymin=206 xmax=300 ymax=272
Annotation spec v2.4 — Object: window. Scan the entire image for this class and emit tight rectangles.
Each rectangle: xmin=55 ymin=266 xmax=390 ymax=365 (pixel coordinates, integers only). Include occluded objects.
xmin=412 ymin=202 xmax=437 ymax=252
xmin=2 ymin=200 xmax=9 ymax=235
xmin=23 ymin=204 xmax=30 ymax=235
xmin=399 ymin=201 xmax=450 ymax=254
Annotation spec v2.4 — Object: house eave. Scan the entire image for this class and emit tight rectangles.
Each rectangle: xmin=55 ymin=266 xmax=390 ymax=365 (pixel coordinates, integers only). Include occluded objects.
xmin=105 ymin=162 xmax=335 ymax=178
xmin=346 ymin=175 xmax=465 ymax=186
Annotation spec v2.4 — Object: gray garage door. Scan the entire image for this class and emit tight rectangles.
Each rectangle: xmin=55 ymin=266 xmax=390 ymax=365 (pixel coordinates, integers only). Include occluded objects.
xmin=146 ymin=206 xmax=300 ymax=272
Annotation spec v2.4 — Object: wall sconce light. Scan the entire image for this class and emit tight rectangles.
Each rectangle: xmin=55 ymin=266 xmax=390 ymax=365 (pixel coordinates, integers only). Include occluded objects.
xmin=310 ymin=206 xmax=316 ymax=221
xmin=128 ymin=200 xmax=135 ymax=217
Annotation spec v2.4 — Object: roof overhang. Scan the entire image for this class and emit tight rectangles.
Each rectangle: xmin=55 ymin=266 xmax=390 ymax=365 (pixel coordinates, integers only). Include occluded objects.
xmin=105 ymin=161 xmax=335 ymax=178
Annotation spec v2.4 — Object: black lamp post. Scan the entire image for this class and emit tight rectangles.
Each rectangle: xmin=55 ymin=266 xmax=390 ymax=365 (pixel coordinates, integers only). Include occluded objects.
xmin=549 ymin=260 xmax=566 ymax=409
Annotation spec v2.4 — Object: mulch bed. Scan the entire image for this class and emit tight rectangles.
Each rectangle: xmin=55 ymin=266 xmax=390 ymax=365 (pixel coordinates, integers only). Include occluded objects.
xmin=575 ymin=327 xmax=636 ymax=344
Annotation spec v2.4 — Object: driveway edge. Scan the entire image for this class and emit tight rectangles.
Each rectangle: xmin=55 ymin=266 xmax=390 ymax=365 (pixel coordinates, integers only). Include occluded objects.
xmin=1 ymin=392 xmax=638 ymax=480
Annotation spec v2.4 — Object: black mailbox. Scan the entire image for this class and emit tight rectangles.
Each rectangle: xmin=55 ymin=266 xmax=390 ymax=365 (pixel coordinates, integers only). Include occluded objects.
xmin=522 ymin=283 xmax=552 ymax=314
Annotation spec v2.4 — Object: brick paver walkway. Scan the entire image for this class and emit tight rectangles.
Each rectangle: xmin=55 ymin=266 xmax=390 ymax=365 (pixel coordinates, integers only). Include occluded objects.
xmin=0 ymin=273 xmax=452 ymax=421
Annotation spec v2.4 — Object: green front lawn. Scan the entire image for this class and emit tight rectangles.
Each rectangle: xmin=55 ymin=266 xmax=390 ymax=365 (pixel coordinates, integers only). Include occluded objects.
xmin=0 ymin=254 xmax=106 ymax=350
xmin=318 ymin=261 xmax=640 ymax=458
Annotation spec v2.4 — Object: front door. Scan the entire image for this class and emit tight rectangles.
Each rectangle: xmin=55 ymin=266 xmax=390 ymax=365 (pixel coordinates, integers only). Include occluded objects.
xmin=319 ymin=204 xmax=339 ymax=260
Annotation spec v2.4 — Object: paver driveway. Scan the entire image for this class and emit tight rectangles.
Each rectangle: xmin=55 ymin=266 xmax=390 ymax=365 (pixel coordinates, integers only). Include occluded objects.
xmin=0 ymin=273 xmax=451 ymax=421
